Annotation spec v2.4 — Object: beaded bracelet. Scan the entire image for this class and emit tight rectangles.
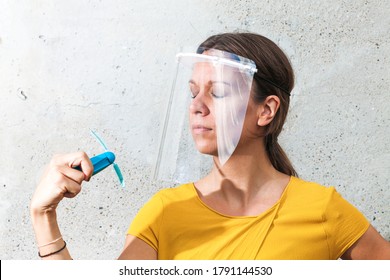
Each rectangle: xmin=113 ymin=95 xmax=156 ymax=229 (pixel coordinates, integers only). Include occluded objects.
xmin=38 ymin=241 xmax=67 ymax=258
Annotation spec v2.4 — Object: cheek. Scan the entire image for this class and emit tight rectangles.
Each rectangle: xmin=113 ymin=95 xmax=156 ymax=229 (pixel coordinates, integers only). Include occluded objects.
xmin=241 ymin=102 xmax=262 ymax=137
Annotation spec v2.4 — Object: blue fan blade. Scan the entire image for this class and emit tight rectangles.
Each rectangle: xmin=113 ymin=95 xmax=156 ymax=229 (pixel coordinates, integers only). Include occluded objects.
xmin=113 ymin=163 xmax=125 ymax=187
xmin=90 ymin=130 xmax=109 ymax=151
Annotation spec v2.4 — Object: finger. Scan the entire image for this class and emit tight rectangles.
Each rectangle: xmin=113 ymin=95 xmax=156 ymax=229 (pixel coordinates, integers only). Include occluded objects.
xmin=79 ymin=157 xmax=94 ymax=181
xmin=58 ymin=165 xmax=87 ymax=185
xmin=62 ymin=180 xmax=82 ymax=198
xmin=52 ymin=152 xmax=94 ymax=181
xmin=54 ymin=177 xmax=81 ymax=199
xmin=49 ymin=165 xmax=83 ymax=195
xmin=34 ymin=165 xmax=82 ymax=204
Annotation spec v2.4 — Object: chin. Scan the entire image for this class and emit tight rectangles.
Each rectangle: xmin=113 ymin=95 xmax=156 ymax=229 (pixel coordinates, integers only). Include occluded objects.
xmin=194 ymin=141 xmax=217 ymax=156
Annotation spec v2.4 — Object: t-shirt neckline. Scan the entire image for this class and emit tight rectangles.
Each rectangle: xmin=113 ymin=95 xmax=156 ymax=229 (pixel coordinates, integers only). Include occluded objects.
xmin=190 ymin=176 xmax=294 ymax=219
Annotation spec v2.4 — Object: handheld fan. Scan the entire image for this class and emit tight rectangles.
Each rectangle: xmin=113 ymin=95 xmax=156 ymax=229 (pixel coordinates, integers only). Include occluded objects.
xmin=75 ymin=130 xmax=125 ymax=187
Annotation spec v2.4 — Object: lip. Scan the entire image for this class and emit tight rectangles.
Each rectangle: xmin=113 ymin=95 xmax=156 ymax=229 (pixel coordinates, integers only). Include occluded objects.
xmin=192 ymin=125 xmax=212 ymax=134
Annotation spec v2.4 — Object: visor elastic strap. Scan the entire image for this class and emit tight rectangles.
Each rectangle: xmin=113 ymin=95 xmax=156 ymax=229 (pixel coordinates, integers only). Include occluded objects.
xmin=256 ymin=75 xmax=290 ymax=96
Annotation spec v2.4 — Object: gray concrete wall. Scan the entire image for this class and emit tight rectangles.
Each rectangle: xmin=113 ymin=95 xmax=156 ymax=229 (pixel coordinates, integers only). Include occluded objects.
xmin=0 ymin=0 xmax=388 ymax=259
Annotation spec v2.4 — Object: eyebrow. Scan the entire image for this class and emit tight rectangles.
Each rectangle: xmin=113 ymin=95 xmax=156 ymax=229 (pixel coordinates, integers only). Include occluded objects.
xmin=188 ymin=79 xmax=231 ymax=86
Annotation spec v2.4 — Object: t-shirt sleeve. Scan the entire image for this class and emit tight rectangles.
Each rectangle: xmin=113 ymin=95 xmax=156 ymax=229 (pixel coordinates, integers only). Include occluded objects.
xmin=323 ymin=188 xmax=370 ymax=259
xmin=127 ymin=192 xmax=164 ymax=251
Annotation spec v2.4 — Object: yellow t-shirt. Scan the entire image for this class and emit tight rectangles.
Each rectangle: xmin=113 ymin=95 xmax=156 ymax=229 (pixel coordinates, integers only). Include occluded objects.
xmin=127 ymin=176 xmax=369 ymax=259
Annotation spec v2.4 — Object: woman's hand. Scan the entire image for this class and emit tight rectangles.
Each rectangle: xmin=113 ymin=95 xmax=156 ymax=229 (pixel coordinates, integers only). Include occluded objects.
xmin=30 ymin=152 xmax=94 ymax=259
xmin=31 ymin=151 xmax=94 ymax=216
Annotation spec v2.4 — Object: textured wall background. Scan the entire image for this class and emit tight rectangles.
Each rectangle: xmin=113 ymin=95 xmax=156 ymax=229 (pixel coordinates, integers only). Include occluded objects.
xmin=0 ymin=0 xmax=389 ymax=259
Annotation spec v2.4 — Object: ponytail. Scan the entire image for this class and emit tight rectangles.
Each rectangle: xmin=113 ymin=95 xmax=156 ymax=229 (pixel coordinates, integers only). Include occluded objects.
xmin=265 ymin=134 xmax=298 ymax=177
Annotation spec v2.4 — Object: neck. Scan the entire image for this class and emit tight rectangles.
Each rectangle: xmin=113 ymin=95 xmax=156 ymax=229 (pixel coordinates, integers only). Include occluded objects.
xmin=211 ymin=138 xmax=280 ymax=190
xmin=195 ymin=138 xmax=290 ymax=216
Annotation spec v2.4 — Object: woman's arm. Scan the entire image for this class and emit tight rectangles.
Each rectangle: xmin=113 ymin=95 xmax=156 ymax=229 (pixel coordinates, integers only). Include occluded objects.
xmin=31 ymin=209 xmax=73 ymax=259
xmin=117 ymin=235 xmax=158 ymax=260
xmin=30 ymin=152 xmax=93 ymax=260
xmin=341 ymin=225 xmax=390 ymax=260
xmin=31 ymin=152 xmax=158 ymax=260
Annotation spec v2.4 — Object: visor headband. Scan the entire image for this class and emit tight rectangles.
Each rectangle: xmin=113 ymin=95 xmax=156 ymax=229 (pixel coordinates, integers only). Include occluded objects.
xmin=255 ymin=75 xmax=291 ymax=96
xmin=196 ymin=47 xmax=290 ymax=96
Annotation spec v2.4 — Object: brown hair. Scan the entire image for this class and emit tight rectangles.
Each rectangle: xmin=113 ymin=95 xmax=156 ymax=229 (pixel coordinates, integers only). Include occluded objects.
xmin=198 ymin=32 xmax=297 ymax=177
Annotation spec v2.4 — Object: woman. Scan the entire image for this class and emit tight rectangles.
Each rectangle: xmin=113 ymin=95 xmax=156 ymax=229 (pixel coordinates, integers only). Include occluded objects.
xmin=30 ymin=32 xmax=390 ymax=260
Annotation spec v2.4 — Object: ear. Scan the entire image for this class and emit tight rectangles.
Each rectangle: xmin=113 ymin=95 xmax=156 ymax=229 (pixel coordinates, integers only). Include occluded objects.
xmin=257 ymin=95 xmax=281 ymax=127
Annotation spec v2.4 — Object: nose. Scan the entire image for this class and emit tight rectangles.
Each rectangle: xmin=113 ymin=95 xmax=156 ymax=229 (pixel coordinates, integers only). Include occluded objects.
xmin=189 ymin=91 xmax=211 ymax=116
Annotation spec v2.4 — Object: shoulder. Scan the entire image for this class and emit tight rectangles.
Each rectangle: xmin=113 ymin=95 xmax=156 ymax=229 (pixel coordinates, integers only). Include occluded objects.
xmin=286 ymin=176 xmax=336 ymax=201
xmin=150 ymin=183 xmax=202 ymax=219
xmin=128 ymin=183 xmax=196 ymax=230
xmin=133 ymin=183 xmax=195 ymax=215
xmin=154 ymin=183 xmax=196 ymax=203
xmin=286 ymin=176 xmax=367 ymax=221
xmin=280 ymin=176 xmax=340 ymax=215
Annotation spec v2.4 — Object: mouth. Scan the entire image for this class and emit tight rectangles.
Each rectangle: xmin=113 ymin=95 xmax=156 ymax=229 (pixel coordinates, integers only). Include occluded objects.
xmin=192 ymin=125 xmax=213 ymax=134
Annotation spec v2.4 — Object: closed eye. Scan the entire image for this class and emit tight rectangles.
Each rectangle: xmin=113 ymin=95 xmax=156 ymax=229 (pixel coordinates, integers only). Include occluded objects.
xmin=189 ymin=82 xmax=199 ymax=98
xmin=211 ymin=81 xmax=232 ymax=99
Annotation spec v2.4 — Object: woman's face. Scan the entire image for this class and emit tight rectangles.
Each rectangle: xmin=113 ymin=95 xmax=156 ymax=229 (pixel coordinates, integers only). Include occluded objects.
xmin=188 ymin=62 xmax=218 ymax=156
xmin=188 ymin=61 xmax=256 ymax=159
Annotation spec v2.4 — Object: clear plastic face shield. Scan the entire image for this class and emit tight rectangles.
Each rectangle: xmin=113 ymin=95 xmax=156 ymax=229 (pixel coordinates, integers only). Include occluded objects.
xmin=154 ymin=49 xmax=257 ymax=183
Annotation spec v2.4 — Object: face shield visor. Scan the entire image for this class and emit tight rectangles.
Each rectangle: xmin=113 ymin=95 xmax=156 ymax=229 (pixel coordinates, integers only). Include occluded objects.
xmin=154 ymin=49 xmax=257 ymax=183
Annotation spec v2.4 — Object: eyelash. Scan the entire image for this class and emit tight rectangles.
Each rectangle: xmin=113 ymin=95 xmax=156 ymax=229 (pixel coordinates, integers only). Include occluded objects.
xmin=191 ymin=92 xmax=224 ymax=99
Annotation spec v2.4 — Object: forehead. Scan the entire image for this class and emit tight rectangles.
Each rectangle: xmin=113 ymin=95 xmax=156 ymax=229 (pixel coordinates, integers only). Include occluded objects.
xmin=190 ymin=62 xmax=237 ymax=85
